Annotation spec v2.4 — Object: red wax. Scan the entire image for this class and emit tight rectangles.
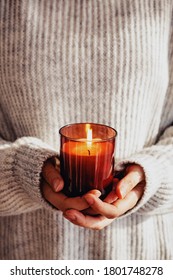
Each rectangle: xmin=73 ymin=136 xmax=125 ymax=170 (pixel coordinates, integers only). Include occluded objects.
xmin=60 ymin=140 xmax=115 ymax=197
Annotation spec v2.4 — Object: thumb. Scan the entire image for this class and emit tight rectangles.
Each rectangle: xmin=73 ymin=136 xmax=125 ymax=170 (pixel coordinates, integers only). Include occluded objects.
xmin=42 ymin=157 xmax=64 ymax=192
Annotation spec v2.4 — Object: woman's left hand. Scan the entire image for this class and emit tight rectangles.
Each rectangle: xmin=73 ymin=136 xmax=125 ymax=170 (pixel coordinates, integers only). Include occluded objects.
xmin=63 ymin=164 xmax=145 ymax=230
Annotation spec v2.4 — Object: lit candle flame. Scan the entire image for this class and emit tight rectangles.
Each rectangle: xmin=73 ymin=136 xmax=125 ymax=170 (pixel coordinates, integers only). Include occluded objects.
xmin=86 ymin=124 xmax=92 ymax=148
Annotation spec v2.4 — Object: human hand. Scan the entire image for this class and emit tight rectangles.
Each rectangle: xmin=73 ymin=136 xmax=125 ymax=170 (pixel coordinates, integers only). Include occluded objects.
xmin=63 ymin=164 xmax=145 ymax=229
xmin=41 ymin=157 xmax=90 ymax=212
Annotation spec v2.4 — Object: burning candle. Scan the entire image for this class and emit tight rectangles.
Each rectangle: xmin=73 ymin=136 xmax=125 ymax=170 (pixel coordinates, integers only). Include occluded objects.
xmin=59 ymin=123 xmax=117 ymax=197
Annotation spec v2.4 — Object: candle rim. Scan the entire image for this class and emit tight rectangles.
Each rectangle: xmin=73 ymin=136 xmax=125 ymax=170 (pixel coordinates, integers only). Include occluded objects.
xmin=59 ymin=122 xmax=117 ymax=142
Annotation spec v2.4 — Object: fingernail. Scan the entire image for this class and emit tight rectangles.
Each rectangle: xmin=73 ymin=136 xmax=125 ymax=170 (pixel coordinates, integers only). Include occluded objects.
xmin=84 ymin=196 xmax=94 ymax=205
xmin=120 ymin=188 xmax=126 ymax=198
xmin=53 ymin=179 xmax=61 ymax=192
xmin=93 ymin=190 xmax=102 ymax=197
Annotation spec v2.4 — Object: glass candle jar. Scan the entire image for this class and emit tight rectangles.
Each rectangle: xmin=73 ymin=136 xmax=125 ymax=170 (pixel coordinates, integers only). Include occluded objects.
xmin=59 ymin=123 xmax=117 ymax=198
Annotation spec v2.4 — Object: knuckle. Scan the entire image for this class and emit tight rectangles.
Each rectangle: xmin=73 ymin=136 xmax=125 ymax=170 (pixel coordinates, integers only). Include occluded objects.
xmin=42 ymin=164 xmax=51 ymax=178
xmin=106 ymin=212 xmax=118 ymax=219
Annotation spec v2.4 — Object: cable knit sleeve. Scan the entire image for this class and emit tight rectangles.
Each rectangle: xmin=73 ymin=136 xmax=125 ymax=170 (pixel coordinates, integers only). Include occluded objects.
xmin=115 ymin=125 xmax=173 ymax=215
xmin=0 ymin=136 xmax=58 ymax=216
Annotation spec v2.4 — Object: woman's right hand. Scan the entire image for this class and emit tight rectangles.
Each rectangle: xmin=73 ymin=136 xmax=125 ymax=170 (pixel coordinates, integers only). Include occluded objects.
xmin=40 ymin=157 xmax=91 ymax=212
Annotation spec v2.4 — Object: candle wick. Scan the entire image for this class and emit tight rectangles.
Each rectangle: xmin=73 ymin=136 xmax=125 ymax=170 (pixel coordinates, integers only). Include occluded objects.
xmin=88 ymin=150 xmax=90 ymax=156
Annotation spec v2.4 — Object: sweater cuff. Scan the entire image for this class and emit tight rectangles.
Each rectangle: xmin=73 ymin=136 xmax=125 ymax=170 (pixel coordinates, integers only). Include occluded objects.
xmin=13 ymin=137 xmax=58 ymax=210
xmin=115 ymin=153 xmax=162 ymax=216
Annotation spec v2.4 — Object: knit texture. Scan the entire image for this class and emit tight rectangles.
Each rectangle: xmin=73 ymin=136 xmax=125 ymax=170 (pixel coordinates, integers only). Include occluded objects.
xmin=0 ymin=0 xmax=173 ymax=259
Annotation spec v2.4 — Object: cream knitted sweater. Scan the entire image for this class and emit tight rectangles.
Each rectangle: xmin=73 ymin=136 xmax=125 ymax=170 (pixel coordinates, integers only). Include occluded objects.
xmin=0 ymin=0 xmax=173 ymax=260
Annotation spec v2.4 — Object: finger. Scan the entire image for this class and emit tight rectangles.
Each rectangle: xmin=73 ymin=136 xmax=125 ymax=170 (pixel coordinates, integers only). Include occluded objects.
xmin=84 ymin=194 xmax=119 ymax=219
xmin=82 ymin=178 xmax=119 ymax=215
xmin=83 ymin=182 xmax=144 ymax=219
xmin=103 ymin=178 xmax=119 ymax=203
xmin=64 ymin=209 xmax=113 ymax=230
xmin=84 ymin=189 xmax=102 ymax=198
xmin=81 ymin=189 xmax=102 ymax=215
xmin=112 ymin=182 xmax=144 ymax=215
xmin=82 ymin=208 xmax=98 ymax=216
xmin=42 ymin=159 xmax=64 ymax=192
xmin=116 ymin=164 xmax=145 ymax=198
xmin=41 ymin=181 xmax=89 ymax=211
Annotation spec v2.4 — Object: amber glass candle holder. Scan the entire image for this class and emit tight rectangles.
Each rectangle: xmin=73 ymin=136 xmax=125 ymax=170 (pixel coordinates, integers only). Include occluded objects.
xmin=59 ymin=123 xmax=117 ymax=197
